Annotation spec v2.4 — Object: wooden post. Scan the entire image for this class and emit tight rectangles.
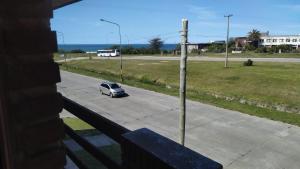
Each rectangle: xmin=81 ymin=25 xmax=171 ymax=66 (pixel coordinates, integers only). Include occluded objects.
xmin=179 ymin=19 xmax=188 ymax=146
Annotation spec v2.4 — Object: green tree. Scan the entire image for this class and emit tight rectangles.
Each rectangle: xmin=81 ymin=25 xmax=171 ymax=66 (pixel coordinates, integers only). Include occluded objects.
xmin=149 ymin=37 xmax=164 ymax=53
xmin=108 ymin=45 xmax=119 ymax=50
xmin=277 ymin=45 xmax=293 ymax=53
xmin=228 ymin=38 xmax=236 ymax=50
xmin=70 ymin=49 xmax=85 ymax=53
xmin=247 ymin=29 xmax=261 ymax=49
xmin=207 ymin=44 xmax=226 ymax=53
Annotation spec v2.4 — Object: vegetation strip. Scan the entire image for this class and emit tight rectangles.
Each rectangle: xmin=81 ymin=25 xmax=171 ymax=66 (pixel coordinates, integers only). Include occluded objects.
xmin=60 ymin=60 xmax=300 ymax=127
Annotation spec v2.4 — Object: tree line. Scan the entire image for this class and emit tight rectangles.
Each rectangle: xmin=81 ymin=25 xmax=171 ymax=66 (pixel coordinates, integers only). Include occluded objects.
xmin=110 ymin=37 xmax=173 ymax=55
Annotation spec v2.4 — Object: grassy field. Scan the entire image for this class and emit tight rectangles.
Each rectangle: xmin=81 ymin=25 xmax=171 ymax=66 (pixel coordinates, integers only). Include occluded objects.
xmin=60 ymin=59 xmax=300 ymax=126
xmin=54 ymin=53 xmax=95 ymax=61
xmin=63 ymin=117 xmax=94 ymax=130
xmin=54 ymin=51 xmax=300 ymax=61
xmin=63 ymin=117 xmax=102 ymax=136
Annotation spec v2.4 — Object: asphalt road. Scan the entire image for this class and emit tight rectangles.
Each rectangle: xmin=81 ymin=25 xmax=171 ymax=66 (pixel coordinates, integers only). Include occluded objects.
xmin=57 ymin=55 xmax=300 ymax=63
xmin=58 ymin=71 xmax=300 ymax=169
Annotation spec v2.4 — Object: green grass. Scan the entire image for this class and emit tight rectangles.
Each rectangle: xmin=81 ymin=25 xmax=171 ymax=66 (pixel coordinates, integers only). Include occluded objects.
xmin=63 ymin=117 xmax=94 ymax=130
xmin=54 ymin=53 xmax=95 ymax=61
xmin=53 ymin=51 xmax=300 ymax=61
xmin=60 ymin=59 xmax=300 ymax=126
xmin=63 ymin=117 xmax=102 ymax=136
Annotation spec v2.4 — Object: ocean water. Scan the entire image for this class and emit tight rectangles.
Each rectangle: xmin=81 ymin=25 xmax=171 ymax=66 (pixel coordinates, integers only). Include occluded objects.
xmin=58 ymin=44 xmax=177 ymax=52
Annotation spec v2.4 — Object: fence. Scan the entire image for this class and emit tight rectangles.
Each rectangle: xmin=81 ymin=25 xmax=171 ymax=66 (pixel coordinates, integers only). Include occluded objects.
xmin=62 ymin=96 xmax=223 ymax=169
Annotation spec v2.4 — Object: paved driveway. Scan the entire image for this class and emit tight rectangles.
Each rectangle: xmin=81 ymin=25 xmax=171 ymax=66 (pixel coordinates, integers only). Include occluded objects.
xmin=58 ymin=71 xmax=300 ymax=169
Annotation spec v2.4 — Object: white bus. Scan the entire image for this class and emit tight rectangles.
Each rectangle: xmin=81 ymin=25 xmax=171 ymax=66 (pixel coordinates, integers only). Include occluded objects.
xmin=97 ymin=49 xmax=120 ymax=57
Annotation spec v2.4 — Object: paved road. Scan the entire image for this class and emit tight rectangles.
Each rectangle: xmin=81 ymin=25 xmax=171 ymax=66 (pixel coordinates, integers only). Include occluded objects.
xmin=58 ymin=71 xmax=300 ymax=169
xmin=57 ymin=56 xmax=300 ymax=63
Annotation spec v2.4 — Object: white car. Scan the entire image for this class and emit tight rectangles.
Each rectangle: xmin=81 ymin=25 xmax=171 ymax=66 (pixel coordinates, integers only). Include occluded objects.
xmin=99 ymin=81 xmax=125 ymax=97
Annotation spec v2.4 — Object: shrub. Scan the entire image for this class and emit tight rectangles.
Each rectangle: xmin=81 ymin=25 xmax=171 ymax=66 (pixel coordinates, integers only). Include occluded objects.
xmin=140 ymin=75 xmax=153 ymax=84
xmin=191 ymin=49 xmax=200 ymax=54
xmin=58 ymin=49 xmax=66 ymax=53
xmin=277 ymin=45 xmax=293 ymax=53
xmin=245 ymin=44 xmax=256 ymax=51
xmin=162 ymin=50 xmax=169 ymax=55
xmin=243 ymin=59 xmax=253 ymax=66
xmin=207 ymin=44 xmax=226 ymax=53
xmin=255 ymin=47 xmax=267 ymax=53
xmin=267 ymin=46 xmax=277 ymax=54
xmin=292 ymin=49 xmax=300 ymax=53
xmin=120 ymin=46 xmax=136 ymax=54
xmin=70 ymin=49 xmax=85 ymax=53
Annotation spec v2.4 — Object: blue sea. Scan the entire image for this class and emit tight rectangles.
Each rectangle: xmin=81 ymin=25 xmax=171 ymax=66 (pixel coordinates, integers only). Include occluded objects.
xmin=58 ymin=44 xmax=177 ymax=52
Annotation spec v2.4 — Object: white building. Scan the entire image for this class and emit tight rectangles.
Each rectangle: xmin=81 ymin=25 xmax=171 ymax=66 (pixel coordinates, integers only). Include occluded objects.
xmin=260 ymin=34 xmax=300 ymax=49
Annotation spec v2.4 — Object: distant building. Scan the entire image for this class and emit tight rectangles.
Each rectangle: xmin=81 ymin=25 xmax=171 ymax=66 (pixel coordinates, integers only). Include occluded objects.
xmin=187 ymin=40 xmax=225 ymax=53
xmin=210 ymin=40 xmax=226 ymax=44
xmin=260 ymin=34 xmax=300 ymax=49
xmin=187 ymin=43 xmax=201 ymax=53
xmin=233 ymin=32 xmax=300 ymax=49
xmin=234 ymin=37 xmax=248 ymax=49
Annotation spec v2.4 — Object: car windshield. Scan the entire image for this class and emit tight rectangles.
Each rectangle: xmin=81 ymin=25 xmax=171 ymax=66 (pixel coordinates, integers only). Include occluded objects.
xmin=110 ymin=83 xmax=120 ymax=89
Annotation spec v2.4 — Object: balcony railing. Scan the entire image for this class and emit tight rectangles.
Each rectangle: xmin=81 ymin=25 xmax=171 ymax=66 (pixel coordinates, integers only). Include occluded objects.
xmin=62 ymin=96 xmax=223 ymax=169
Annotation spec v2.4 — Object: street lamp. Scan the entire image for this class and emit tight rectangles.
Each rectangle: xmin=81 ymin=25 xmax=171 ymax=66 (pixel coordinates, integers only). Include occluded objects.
xmin=224 ymin=14 xmax=233 ymax=68
xmin=100 ymin=19 xmax=123 ymax=81
xmin=57 ymin=31 xmax=67 ymax=63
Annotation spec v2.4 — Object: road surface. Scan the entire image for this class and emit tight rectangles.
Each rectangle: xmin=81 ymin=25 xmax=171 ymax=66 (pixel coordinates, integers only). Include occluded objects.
xmin=57 ymin=55 xmax=300 ymax=63
xmin=58 ymin=71 xmax=300 ymax=169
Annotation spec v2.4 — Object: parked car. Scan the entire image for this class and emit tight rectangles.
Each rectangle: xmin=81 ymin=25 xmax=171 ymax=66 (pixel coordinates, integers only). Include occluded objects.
xmin=99 ymin=81 xmax=125 ymax=97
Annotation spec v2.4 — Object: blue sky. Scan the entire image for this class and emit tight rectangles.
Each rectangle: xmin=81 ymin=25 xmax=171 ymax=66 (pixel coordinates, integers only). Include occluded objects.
xmin=51 ymin=0 xmax=300 ymax=44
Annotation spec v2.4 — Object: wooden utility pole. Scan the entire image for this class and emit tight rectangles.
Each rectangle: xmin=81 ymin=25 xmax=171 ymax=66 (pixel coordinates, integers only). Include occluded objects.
xmin=179 ymin=19 xmax=188 ymax=146
xmin=224 ymin=14 xmax=233 ymax=68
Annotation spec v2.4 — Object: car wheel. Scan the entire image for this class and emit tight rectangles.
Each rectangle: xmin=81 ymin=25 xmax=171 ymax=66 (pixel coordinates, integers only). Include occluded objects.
xmin=100 ymin=89 xmax=103 ymax=95
xmin=110 ymin=92 xmax=114 ymax=98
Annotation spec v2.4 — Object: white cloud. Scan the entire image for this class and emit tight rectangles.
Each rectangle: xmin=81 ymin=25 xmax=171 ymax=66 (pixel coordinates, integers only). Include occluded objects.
xmin=187 ymin=5 xmax=222 ymax=29
xmin=187 ymin=5 xmax=217 ymax=21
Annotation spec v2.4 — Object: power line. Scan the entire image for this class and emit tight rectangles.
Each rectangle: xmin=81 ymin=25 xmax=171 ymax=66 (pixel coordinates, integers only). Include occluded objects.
xmin=189 ymin=33 xmax=225 ymax=38
xmin=126 ymin=31 xmax=180 ymax=43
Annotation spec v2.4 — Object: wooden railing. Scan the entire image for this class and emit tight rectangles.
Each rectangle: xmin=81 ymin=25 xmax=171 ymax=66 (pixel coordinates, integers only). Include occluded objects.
xmin=62 ymin=96 xmax=223 ymax=169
